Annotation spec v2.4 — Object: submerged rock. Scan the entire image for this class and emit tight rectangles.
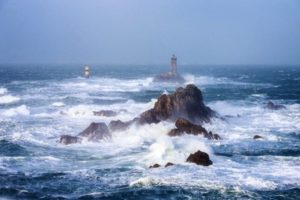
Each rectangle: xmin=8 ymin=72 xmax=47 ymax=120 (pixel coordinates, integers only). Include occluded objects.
xmin=59 ymin=135 xmax=82 ymax=145
xmin=93 ymin=110 xmax=117 ymax=117
xmin=186 ymin=150 xmax=213 ymax=166
xmin=266 ymin=101 xmax=286 ymax=110
xmin=253 ymin=135 xmax=264 ymax=140
xmin=78 ymin=122 xmax=111 ymax=141
xmin=139 ymin=84 xmax=215 ymax=124
xmin=167 ymin=118 xmax=221 ymax=140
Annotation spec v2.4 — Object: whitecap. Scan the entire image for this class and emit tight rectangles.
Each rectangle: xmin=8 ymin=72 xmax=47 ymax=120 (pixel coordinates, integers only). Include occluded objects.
xmin=0 ymin=87 xmax=8 ymax=95
xmin=52 ymin=102 xmax=65 ymax=107
xmin=0 ymin=94 xmax=20 ymax=104
xmin=1 ymin=105 xmax=30 ymax=117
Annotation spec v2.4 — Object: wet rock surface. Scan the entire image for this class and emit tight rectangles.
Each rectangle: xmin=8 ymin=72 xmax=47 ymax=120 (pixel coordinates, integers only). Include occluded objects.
xmin=149 ymin=164 xmax=161 ymax=168
xmin=139 ymin=84 xmax=215 ymax=124
xmin=168 ymin=118 xmax=221 ymax=140
xmin=93 ymin=110 xmax=117 ymax=117
xmin=59 ymin=122 xmax=111 ymax=145
xmin=59 ymin=135 xmax=82 ymax=145
xmin=186 ymin=150 xmax=213 ymax=166
xmin=78 ymin=122 xmax=111 ymax=141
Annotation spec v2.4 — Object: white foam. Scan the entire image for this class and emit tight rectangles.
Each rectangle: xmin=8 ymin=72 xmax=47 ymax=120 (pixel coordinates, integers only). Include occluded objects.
xmin=0 ymin=87 xmax=8 ymax=95
xmin=1 ymin=105 xmax=30 ymax=117
xmin=52 ymin=102 xmax=65 ymax=107
xmin=0 ymin=94 xmax=20 ymax=104
xmin=59 ymin=77 xmax=154 ymax=93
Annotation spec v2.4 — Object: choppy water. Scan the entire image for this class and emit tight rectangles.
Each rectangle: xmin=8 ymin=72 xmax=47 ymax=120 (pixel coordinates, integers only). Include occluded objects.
xmin=0 ymin=64 xmax=299 ymax=199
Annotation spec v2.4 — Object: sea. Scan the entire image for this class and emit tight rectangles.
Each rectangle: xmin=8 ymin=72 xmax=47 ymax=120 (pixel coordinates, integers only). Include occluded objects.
xmin=0 ymin=64 xmax=299 ymax=199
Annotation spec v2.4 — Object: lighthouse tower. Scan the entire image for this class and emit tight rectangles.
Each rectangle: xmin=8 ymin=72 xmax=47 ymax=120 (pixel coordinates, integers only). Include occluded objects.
xmin=171 ymin=54 xmax=177 ymax=75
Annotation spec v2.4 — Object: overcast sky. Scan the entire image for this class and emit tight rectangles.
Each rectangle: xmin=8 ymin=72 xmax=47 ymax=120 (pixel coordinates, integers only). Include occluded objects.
xmin=0 ymin=0 xmax=300 ymax=65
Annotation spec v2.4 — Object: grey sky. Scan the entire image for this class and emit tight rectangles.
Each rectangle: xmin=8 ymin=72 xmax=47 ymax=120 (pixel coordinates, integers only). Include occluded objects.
xmin=0 ymin=0 xmax=300 ymax=65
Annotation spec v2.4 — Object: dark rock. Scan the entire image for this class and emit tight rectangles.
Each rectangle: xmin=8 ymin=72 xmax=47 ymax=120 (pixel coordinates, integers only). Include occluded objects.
xmin=59 ymin=135 xmax=82 ymax=145
xmin=149 ymin=164 xmax=161 ymax=168
xmin=186 ymin=150 xmax=213 ymax=166
xmin=108 ymin=118 xmax=139 ymax=132
xmin=78 ymin=122 xmax=111 ymax=141
xmin=266 ymin=101 xmax=286 ymax=110
xmin=168 ymin=128 xmax=185 ymax=136
xmin=253 ymin=135 xmax=264 ymax=140
xmin=167 ymin=118 xmax=221 ymax=140
xmin=205 ymin=131 xmax=222 ymax=140
xmin=139 ymin=84 xmax=215 ymax=124
xmin=109 ymin=120 xmax=130 ymax=132
xmin=93 ymin=110 xmax=117 ymax=117
xmin=165 ymin=162 xmax=174 ymax=167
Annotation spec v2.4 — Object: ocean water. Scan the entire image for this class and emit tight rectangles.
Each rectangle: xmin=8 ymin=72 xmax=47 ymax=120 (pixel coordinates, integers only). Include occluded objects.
xmin=0 ymin=64 xmax=299 ymax=199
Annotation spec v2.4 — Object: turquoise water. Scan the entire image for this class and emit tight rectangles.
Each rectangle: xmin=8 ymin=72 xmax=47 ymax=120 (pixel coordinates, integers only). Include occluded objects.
xmin=0 ymin=65 xmax=299 ymax=199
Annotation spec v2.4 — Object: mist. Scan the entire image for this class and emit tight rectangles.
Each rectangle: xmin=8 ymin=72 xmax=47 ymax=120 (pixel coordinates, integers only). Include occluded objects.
xmin=0 ymin=0 xmax=300 ymax=65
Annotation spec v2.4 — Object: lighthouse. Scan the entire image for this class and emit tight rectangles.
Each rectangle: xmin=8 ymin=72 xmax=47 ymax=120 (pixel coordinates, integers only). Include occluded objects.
xmin=171 ymin=54 xmax=177 ymax=75
xmin=84 ymin=65 xmax=90 ymax=78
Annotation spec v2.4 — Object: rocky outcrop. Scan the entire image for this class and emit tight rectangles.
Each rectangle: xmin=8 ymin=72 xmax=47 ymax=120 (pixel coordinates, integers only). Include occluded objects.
xmin=108 ymin=120 xmax=129 ymax=132
xmin=149 ymin=164 xmax=161 ymax=168
xmin=108 ymin=118 xmax=139 ymax=132
xmin=59 ymin=122 xmax=111 ymax=145
xmin=168 ymin=118 xmax=221 ymax=140
xmin=78 ymin=122 xmax=111 ymax=141
xmin=266 ymin=101 xmax=286 ymax=110
xmin=186 ymin=150 xmax=213 ymax=166
xmin=139 ymin=84 xmax=215 ymax=124
xmin=93 ymin=110 xmax=117 ymax=117
xmin=253 ymin=135 xmax=264 ymax=140
xmin=165 ymin=162 xmax=174 ymax=167
xmin=59 ymin=135 xmax=82 ymax=145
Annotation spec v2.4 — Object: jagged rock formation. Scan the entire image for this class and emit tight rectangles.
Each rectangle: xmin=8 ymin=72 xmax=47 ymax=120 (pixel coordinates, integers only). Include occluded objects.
xmin=59 ymin=135 xmax=82 ymax=145
xmin=78 ymin=122 xmax=111 ymax=141
xmin=186 ymin=150 xmax=213 ymax=166
xmin=139 ymin=84 xmax=215 ymax=124
xmin=108 ymin=119 xmax=135 ymax=132
xmin=168 ymin=118 xmax=221 ymax=140
xmin=59 ymin=122 xmax=111 ymax=145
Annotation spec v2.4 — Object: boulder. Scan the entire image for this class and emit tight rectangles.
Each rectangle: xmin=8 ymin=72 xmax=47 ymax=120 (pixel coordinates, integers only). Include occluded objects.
xmin=186 ymin=150 xmax=213 ymax=166
xmin=78 ymin=122 xmax=111 ymax=141
xmin=266 ymin=101 xmax=286 ymax=110
xmin=253 ymin=135 xmax=264 ymax=140
xmin=167 ymin=118 xmax=221 ymax=140
xmin=59 ymin=135 xmax=82 ymax=145
xmin=139 ymin=84 xmax=215 ymax=124
xmin=93 ymin=110 xmax=117 ymax=117
xmin=165 ymin=162 xmax=174 ymax=167
xmin=149 ymin=164 xmax=161 ymax=168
